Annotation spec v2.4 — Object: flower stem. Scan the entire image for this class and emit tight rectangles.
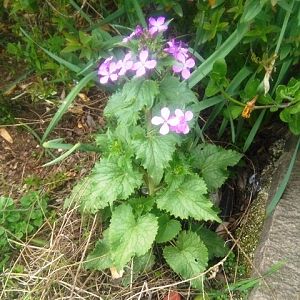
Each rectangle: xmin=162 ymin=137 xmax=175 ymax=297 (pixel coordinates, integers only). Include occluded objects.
xmin=220 ymin=89 xmax=245 ymax=107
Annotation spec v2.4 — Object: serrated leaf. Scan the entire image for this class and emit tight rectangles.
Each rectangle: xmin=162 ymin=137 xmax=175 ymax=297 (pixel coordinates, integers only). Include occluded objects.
xmin=194 ymin=227 xmax=228 ymax=260
xmin=191 ymin=144 xmax=242 ymax=190
xmin=156 ymin=175 xmax=221 ymax=222
xmin=163 ymin=231 xmax=208 ymax=288
xmin=159 ymin=76 xmax=198 ymax=107
xmin=84 ymin=238 xmax=112 ymax=271
xmin=108 ymin=204 xmax=158 ymax=270
xmin=132 ymin=132 xmax=177 ymax=185
xmin=104 ymin=79 xmax=159 ymax=125
xmin=65 ymin=157 xmax=143 ymax=213
xmin=156 ymin=215 xmax=181 ymax=243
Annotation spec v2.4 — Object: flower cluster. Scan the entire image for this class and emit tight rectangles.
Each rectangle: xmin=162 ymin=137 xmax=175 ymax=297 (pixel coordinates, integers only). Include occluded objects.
xmin=151 ymin=107 xmax=193 ymax=135
xmin=98 ymin=16 xmax=196 ymax=84
xmin=98 ymin=50 xmax=156 ymax=83
xmin=165 ymin=39 xmax=195 ymax=80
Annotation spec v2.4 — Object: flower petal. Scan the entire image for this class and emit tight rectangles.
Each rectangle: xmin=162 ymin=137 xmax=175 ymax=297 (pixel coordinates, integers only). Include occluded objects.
xmin=151 ymin=116 xmax=164 ymax=125
xmin=149 ymin=27 xmax=157 ymax=35
xmin=168 ymin=116 xmax=179 ymax=126
xmin=172 ymin=65 xmax=183 ymax=73
xmin=156 ymin=16 xmax=165 ymax=26
xmin=181 ymin=68 xmax=191 ymax=79
xmin=185 ymin=58 xmax=195 ymax=68
xmin=175 ymin=109 xmax=184 ymax=118
xmin=145 ymin=60 xmax=157 ymax=69
xmin=136 ymin=66 xmax=146 ymax=77
xmin=100 ymin=76 xmax=109 ymax=84
xmin=176 ymin=53 xmax=186 ymax=63
xmin=159 ymin=123 xmax=170 ymax=135
xmin=110 ymin=74 xmax=118 ymax=81
xmin=161 ymin=107 xmax=170 ymax=120
xmin=183 ymin=124 xmax=190 ymax=134
xmin=149 ymin=17 xmax=156 ymax=26
xmin=139 ymin=50 xmax=148 ymax=63
xmin=132 ymin=62 xmax=141 ymax=71
xmin=185 ymin=111 xmax=193 ymax=121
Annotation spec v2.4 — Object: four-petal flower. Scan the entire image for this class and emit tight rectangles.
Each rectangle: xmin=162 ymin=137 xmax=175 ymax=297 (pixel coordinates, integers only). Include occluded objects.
xmin=148 ymin=17 xmax=168 ymax=36
xmin=172 ymin=53 xmax=195 ymax=80
xmin=151 ymin=107 xmax=179 ymax=135
xmin=132 ymin=50 xmax=157 ymax=77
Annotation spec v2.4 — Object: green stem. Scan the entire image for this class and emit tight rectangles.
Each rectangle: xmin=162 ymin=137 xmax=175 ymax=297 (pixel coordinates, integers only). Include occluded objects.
xmin=220 ymin=89 xmax=245 ymax=107
xmin=253 ymin=102 xmax=293 ymax=110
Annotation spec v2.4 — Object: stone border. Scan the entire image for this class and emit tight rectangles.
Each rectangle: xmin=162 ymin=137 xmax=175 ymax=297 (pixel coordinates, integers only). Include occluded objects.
xmin=249 ymin=136 xmax=300 ymax=299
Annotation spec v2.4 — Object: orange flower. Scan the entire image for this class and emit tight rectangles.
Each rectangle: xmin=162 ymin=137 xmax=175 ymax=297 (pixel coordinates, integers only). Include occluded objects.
xmin=242 ymin=96 xmax=258 ymax=119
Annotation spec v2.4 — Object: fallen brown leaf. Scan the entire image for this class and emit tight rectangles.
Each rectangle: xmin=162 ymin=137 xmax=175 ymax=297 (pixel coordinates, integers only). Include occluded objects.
xmin=0 ymin=128 xmax=13 ymax=143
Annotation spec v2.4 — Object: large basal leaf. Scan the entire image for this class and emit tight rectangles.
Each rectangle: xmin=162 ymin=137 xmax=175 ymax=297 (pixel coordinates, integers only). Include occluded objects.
xmin=84 ymin=237 xmax=112 ymax=271
xmin=64 ymin=157 xmax=143 ymax=213
xmin=163 ymin=231 xmax=208 ymax=289
xmin=104 ymin=79 xmax=159 ymax=125
xmin=191 ymin=144 xmax=242 ymax=191
xmin=132 ymin=133 xmax=177 ymax=185
xmin=194 ymin=227 xmax=228 ymax=260
xmin=108 ymin=204 xmax=158 ymax=270
xmin=156 ymin=215 xmax=181 ymax=243
xmin=156 ymin=174 xmax=221 ymax=222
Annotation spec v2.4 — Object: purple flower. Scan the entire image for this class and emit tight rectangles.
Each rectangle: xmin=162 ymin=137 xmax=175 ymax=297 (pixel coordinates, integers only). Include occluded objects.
xmin=164 ymin=39 xmax=189 ymax=59
xmin=151 ymin=107 xmax=179 ymax=135
xmin=98 ymin=56 xmax=113 ymax=73
xmin=172 ymin=53 xmax=195 ymax=80
xmin=148 ymin=16 xmax=168 ymax=36
xmin=122 ymin=25 xmax=144 ymax=43
xmin=98 ymin=60 xmax=119 ymax=84
xmin=132 ymin=50 xmax=157 ymax=77
xmin=117 ymin=52 xmax=134 ymax=76
xmin=170 ymin=109 xmax=193 ymax=134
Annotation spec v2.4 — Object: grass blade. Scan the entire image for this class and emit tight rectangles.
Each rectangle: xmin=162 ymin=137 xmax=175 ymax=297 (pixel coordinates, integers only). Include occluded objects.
xmin=130 ymin=0 xmax=147 ymax=28
xmin=42 ymin=143 xmax=81 ymax=167
xmin=266 ymin=137 xmax=300 ymax=216
xmin=20 ymin=28 xmax=81 ymax=73
xmin=43 ymin=138 xmax=99 ymax=152
xmin=41 ymin=71 xmax=96 ymax=142
xmin=196 ymin=96 xmax=224 ymax=112
xmin=187 ymin=23 xmax=249 ymax=88
xmin=243 ymin=109 xmax=266 ymax=152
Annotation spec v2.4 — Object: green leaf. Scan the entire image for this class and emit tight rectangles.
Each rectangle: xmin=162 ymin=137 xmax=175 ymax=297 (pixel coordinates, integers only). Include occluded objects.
xmin=122 ymin=250 xmax=155 ymax=285
xmin=156 ymin=174 xmax=221 ymax=222
xmin=211 ymin=58 xmax=227 ymax=80
xmin=195 ymin=227 xmax=228 ymax=260
xmin=223 ymin=104 xmax=244 ymax=120
xmin=205 ymin=79 xmax=220 ymax=97
xmin=156 ymin=215 xmax=181 ymax=243
xmin=159 ymin=76 xmax=198 ymax=107
xmin=163 ymin=231 xmax=208 ymax=289
xmin=108 ymin=204 xmax=158 ymax=270
xmin=191 ymin=144 xmax=242 ymax=190
xmin=288 ymin=113 xmax=300 ymax=135
xmin=85 ymin=237 xmax=112 ymax=271
xmin=104 ymin=79 xmax=159 ymax=125
xmin=240 ymin=0 xmax=267 ymax=23
xmin=65 ymin=157 xmax=143 ymax=213
xmin=132 ymin=132 xmax=177 ymax=185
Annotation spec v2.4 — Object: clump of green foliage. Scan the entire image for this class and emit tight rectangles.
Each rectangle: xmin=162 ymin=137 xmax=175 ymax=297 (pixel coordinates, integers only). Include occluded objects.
xmin=0 ymin=192 xmax=48 ymax=269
